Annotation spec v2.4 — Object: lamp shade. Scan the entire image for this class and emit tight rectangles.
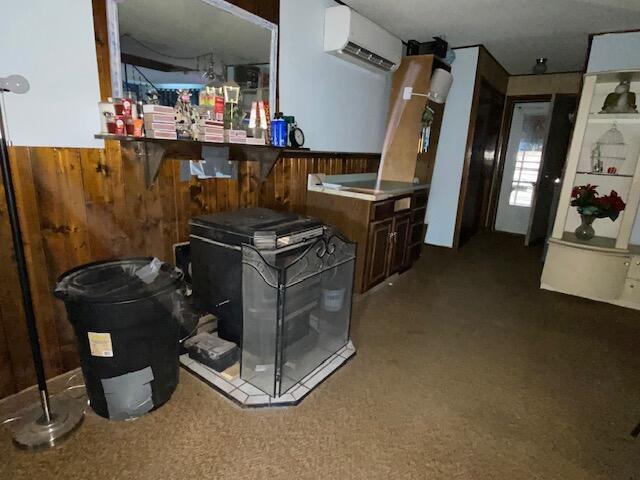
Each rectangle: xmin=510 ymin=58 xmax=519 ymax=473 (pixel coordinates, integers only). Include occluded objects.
xmin=0 ymin=74 xmax=30 ymax=94
xmin=427 ymin=68 xmax=453 ymax=104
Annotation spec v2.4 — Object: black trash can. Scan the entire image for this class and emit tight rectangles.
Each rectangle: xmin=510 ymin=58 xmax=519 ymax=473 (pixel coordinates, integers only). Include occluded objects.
xmin=54 ymin=257 xmax=184 ymax=420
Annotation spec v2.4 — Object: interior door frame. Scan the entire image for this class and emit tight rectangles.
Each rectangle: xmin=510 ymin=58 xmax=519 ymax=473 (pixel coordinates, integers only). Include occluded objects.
xmin=486 ymin=94 xmax=553 ymax=233
xmin=453 ymin=79 xmax=506 ymax=248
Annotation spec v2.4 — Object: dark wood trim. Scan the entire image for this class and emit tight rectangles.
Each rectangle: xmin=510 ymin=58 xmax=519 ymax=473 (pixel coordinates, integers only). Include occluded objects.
xmin=583 ymin=34 xmax=595 ymax=78
xmin=451 ymin=48 xmax=508 ymax=249
xmin=509 ymin=70 xmax=583 ymax=78
xmin=451 ymin=66 xmax=482 ymax=250
xmin=279 ymin=151 xmax=381 ymax=159
xmin=479 ymin=45 xmax=509 ymax=79
xmin=485 ymin=94 xmax=553 ymax=232
xmin=0 ymin=147 xmax=379 ymax=399
xmin=451 ymin=44 xmax=511 ymax=76
xmin=92 ymin=0 xmax=112 ymax=101
xmin=224 ymin=0 xmax=279 ymax=25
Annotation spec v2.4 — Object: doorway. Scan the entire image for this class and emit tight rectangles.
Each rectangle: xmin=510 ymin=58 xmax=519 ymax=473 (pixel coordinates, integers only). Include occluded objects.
xmin=493 ymin=95 xmax=577 ymax=245
xmin=495 ymin=101 xmax=551 ymax=235
xmin=457 ymin=81 xmax=506 ymax=248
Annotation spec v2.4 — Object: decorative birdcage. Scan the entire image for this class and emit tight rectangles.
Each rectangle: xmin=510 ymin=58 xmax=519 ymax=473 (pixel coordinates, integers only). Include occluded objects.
xmin=591 ymin=122 xmax=626 ymax=173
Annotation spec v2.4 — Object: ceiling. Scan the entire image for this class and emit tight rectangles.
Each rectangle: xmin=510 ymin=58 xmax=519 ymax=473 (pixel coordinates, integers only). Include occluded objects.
xmin=344 ymin=0 xmax=640 ymax=74
xmin=118 ymin=0 xmax=272 ymax=68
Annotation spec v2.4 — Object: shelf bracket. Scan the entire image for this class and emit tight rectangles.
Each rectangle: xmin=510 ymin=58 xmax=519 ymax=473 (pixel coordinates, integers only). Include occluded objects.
xmin=98 ymin=135 xmax=290 ymax=189
xmin=139 ymin=141 xmax=166 ymax=187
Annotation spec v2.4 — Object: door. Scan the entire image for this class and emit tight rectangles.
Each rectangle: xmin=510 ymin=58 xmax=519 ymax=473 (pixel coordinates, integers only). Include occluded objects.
xmin=495 ymin=101 xmax=551 ymax=235
xmin=525 ymin=95 xmax=577 ymax=245
xmin=458 ymin=81 xmax=505 ymax=247
xmin=389 ymin=213 xmax=411 ymax=274
xmin=365 ymin=219 xmax=393 ymax=290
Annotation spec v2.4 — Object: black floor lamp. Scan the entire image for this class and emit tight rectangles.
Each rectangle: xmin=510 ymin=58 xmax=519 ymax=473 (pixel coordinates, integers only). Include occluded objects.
xmin=0 ymin=74 xmax=84 ymax=449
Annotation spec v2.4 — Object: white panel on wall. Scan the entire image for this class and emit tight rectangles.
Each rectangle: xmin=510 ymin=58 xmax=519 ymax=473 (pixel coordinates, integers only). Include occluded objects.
xmin=0 ymin=0 xmax=102 ymax=148
xmin=587 ymin=31 xmax=640 ymax=74
xmin=587 ymin=32 xmax=640 ymax=245
xmin=279 ymin=0 xmax=391 ymax=153
xmin=425 ymin=47 xmax=479 ymax=247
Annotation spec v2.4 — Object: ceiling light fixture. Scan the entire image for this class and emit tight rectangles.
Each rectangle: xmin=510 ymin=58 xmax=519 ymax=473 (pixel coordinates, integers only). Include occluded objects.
xmin=532 ymin=57 xmax=548 ymax=74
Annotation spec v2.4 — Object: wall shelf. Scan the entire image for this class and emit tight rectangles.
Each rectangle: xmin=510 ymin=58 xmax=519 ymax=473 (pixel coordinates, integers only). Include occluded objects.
xmin=543 ymin=70 xmax=640 ymax=311
xmin=576 ymin=171 xmax=634 ymax=177
xmin=95 ymin=134 xmax=309 ymax=187
xmin=587 ymin=113 xmax=640 ymax=124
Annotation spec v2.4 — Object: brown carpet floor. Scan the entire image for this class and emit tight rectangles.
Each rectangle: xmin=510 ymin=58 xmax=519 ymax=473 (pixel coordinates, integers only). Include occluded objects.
xmin=1 ymin=232 xmax=639 ymax=479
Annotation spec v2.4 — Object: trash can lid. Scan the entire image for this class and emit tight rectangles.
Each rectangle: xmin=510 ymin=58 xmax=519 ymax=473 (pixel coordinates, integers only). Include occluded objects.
xmin=55 ymin=257 xmax=182 ymax=304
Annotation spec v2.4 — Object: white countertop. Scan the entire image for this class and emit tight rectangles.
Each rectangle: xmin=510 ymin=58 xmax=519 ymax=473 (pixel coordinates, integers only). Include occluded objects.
xmin=307 ymin=173 xmax=429 ymax=202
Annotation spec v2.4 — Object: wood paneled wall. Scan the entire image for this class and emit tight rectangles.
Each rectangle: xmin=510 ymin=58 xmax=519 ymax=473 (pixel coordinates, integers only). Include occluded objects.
xmin=226 ymin=0 xmax=279 ymax=24
xmin=506 ymin=72 xmax=582 ymax=97
xmin=0 ymin=145 xmax=378 ymax=398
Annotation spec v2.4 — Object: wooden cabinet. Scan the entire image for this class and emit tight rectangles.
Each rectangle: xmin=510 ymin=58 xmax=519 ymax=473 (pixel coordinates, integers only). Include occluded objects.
xmin=389 ymin=213 xmax=411 ymax=275
xmin=542 ymin=69 xmax=640 ymax=310
xmin=365 ymin=220 xmax=393 ymax=288
xmin=363 ymin=213 xmax=410 ymax=290
xmin=307 ymin=187 xmax=428 ymax=293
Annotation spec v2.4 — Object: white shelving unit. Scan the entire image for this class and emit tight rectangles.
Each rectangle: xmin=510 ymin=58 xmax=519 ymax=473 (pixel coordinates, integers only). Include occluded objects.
xmin=541 ymin=70 xmax=640 ymax=310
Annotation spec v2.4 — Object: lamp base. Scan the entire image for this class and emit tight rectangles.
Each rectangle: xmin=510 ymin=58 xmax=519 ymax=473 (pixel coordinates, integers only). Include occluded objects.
xmin=8 ymin=394 xmax=85 ymax=450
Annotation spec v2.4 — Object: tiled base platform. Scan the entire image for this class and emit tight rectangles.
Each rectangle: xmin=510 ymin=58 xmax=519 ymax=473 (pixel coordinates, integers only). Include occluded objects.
xmin=180 ymin=341 xmax=356 ymax=408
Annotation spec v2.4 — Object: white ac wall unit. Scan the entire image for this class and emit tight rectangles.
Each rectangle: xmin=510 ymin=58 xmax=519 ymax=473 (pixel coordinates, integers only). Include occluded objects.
xmin=324 ymin=5 xmax=402 ymax=73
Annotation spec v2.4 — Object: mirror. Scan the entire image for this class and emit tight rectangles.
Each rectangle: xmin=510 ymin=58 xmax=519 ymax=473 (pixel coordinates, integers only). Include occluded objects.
xmin=107 ymin=0 xmax=277 ymax=136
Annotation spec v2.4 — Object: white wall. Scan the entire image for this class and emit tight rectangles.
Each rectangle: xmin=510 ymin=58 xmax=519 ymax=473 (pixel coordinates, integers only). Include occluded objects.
xmin=587 ymin=31 xmax=640 ymax=245
xmin=425 ymin=47 xmax=479 ymax=247
xmin=279 ymin=0 xmax=391 ymax=153
xmin=0 ymin=0 xmax=102 ymax=148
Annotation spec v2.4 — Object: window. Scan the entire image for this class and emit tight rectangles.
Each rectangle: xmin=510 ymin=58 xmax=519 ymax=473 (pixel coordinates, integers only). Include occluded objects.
xmin=509 ymin=142 xmax=543 ymax=207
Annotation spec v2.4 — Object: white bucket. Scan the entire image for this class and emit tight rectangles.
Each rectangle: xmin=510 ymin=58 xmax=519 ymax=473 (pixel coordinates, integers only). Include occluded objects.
xmin=322 ymin=288 xmax=345 ymax=312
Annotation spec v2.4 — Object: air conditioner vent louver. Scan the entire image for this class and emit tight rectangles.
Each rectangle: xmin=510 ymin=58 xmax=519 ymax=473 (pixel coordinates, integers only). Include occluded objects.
xmin=342 ymin=42 xmax=396 ymax=71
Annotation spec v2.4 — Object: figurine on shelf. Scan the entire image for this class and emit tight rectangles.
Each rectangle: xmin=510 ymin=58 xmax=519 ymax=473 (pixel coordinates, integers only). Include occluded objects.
xmin=146 ymin=91 xmax=160 ymax=105
xmin=600 ymin=80 xmax=638 ymax=114
xmin=175 ymin=89 xmax=200 ymax=139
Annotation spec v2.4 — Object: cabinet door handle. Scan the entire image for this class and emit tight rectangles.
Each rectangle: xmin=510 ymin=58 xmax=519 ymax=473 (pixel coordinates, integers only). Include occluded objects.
xmin=624 ymin=262 xmax=630 ymax=266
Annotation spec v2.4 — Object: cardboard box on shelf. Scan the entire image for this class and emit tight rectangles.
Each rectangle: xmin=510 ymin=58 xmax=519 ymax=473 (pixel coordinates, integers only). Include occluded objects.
xmin=143 ymin=113 xmax=175 ymax=124
xmin=146 ymin=130 xmax=178 ymax=140
xmin=142 ymin=104 xmax=175 ymax=115
xmin=201 ymin=134 xmax=225 ymax=143
xmin=149 ymin=122 xmax=177 ymax=132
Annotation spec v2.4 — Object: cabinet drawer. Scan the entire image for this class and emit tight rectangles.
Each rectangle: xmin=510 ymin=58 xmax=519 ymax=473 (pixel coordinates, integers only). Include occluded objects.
xmin=622 ymin=278 xmax=640 ymax=304
xmin=627 ymin=257 xmax=640 ymax=280
xmin=371 ymin=200 xmax=394 ymax=222
xmin=411 ymin=207 xmax=426 ymax=224
xmin=542 ymin=243 xmax=629 ymax=300
xmin=411 ymin=190 xmax=428 ymax=209
xmin=410 ymin=223 xmax=425 ymax=244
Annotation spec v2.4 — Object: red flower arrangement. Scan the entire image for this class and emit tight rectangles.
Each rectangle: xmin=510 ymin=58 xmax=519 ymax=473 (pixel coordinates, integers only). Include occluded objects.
xmin=570 ymin=184 xmax=626 ymax=221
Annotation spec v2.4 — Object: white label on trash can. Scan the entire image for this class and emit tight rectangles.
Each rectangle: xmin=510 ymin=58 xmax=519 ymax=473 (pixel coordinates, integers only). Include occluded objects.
xmin=88 ymin=332 xmax=113 ymax=357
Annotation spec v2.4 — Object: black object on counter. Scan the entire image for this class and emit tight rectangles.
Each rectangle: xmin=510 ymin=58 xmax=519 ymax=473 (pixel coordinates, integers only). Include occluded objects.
xmin=54 ymin=257 xmax=184 ymax=420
